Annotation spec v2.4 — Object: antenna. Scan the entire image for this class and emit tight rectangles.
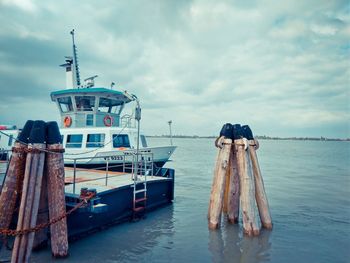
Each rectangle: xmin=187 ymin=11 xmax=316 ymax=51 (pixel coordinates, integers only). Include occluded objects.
xmin=84 ymin=75 xmax=98 ymax=88
xmin=70 ymin=29 xmax=81 ymax=88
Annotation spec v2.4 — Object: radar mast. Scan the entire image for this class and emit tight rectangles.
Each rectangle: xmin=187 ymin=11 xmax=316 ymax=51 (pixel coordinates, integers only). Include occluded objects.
xmin=70 ymin=29 xmax=81 ymax=88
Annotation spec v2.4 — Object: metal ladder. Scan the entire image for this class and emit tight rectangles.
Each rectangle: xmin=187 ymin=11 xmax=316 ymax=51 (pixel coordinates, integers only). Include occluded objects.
xmin=132 ymin=153 xmax=153 ymax=219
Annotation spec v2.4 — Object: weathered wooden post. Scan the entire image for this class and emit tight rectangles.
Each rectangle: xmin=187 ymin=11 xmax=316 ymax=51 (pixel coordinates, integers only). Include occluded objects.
xmin=234 ymin=125 xmax=260 ymax=236
xmin=0 ymin=121 xmax=33 ymax=234
xmin=242 ymin=125 xmax=272 ymax=229
xmin=12 ymin=120 xmax=46 ymax=263
xmin=226 ymin=145 xmax=240 ymax=224
xmin=32 ymin=170 xmax=49 ymax=250
xmin=208 ymin=124 xmax=232 ymax=229
xmin=208 ymin=123 xmax=271 ymax=236
xmin=222 ymin=157 xmax=231 ymax=215
xmin=46 ymin=121 xmax=69 ymax=257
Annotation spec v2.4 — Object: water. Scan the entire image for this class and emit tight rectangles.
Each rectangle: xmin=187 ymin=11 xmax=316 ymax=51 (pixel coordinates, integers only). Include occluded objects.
xmin=1 ymin=138 xmax=350 ymax=262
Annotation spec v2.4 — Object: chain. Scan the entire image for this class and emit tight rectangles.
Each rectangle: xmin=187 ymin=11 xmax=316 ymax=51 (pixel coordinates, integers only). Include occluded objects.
xmin=0 ymin=193 xmax=95 ymax=237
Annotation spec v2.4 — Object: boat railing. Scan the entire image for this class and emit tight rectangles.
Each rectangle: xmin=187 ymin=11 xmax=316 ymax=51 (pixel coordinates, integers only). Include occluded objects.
xmin=0 ymin=149 xmax=160 ymax=196
xmin=0 ymin=149 xmax=11 ymax=172
xmin=0 ymin=150 xmax=11 ymax=191
xmin=65 ymin=151 xmax=155 ymax=194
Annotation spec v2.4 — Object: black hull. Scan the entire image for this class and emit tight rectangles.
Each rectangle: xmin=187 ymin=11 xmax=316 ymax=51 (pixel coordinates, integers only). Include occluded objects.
xmin=65 ymin=168 xmax=175 ymax=238
xmin=0 ymin=152 xmax=8 ymax=161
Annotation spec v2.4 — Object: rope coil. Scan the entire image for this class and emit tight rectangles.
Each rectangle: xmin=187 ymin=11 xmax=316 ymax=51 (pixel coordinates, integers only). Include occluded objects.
xmin=215 ymin=137 xmax=259 ymax=150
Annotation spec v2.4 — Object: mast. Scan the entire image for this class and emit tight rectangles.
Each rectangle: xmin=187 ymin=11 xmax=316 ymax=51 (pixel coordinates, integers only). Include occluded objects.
xmin=168 ymin=120 xmax=173 ymax=146
xmin=70 ymin=29 xmax=81 ymax=88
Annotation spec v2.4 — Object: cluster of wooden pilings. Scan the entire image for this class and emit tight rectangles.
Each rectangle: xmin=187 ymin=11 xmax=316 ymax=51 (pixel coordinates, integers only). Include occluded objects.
xmin=208 ymin=124 xmax=272 ymax=236
xmin=0 ymin=120 xmax=68 ymax=262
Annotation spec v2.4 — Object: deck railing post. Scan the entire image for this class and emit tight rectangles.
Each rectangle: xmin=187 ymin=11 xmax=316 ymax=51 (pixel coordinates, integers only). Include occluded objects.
xmin=105 ymin=159 xmax=109 ymax=186
xmin=123 ymin=154 xmax=125 ymax=173
xmin=73 ymin=159 xmax=77 ymax=195
xmin=152 ymin=153 xmax=154 ymax=177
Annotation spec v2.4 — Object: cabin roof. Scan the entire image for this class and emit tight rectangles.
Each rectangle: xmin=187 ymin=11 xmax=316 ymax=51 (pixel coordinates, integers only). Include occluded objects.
xmin=50 ymin=87 xmax=132 ymax=103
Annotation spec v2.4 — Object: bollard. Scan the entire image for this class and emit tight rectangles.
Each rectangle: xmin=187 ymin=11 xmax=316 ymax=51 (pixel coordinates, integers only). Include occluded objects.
xmin=46 ymin=121 xmax=69 ymax=257
xmin=0 ymin=121 xmax=33 ymax=234
xmin=12 ymin=120 xmax=46 ymax=263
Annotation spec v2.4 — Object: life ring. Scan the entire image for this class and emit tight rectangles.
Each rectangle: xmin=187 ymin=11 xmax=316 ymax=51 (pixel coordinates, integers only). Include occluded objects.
xmin=103 ymin=115 xmax=113 ymax=127
xmin=117 ymin=147 xmax=127 ymax=151
xmin=63 ymin=116 xmax=72 ymax=127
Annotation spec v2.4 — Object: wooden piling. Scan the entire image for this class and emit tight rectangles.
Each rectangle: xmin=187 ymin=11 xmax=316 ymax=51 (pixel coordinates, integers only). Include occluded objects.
xmin=208 ymin=137 xmax=232 ymax=229
xmin=248 ymin=139 xmax=272 ymax=229
xmin=0 ymin=121 xmax=33 ymax=234
xmin=12 ymin=121 xmax=46 ymax=263
xmin=226 ymin=149 xmax=240 ymax=224
xmin=222 ymin=150 xmax=232 ymax=214
xmin=235 ymin=138 xmax=260 ymax=236
xmin=46 ymin=121 xmax=69 ymax=258
xmin=208 ymin=138 xmax=222 ymax=220
xmin=33 ymin=171 xmax=49 ymax=250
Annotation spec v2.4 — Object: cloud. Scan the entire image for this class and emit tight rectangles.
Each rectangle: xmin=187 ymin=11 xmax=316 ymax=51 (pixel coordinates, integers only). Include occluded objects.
xmin=0 ymin=0 xmax=349 ymax=138
xmin=0 ymin=0 xmax=37 ymax=13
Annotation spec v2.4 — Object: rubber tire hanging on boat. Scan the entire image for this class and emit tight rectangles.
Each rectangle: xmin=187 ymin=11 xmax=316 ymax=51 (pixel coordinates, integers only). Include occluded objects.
xmin=103 ymin=115 xmax=113 ymax=127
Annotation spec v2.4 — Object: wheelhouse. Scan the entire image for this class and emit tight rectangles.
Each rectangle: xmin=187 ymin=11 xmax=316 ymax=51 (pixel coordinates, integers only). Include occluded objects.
xmin=51 ymin=88 xmax=132 ymax=129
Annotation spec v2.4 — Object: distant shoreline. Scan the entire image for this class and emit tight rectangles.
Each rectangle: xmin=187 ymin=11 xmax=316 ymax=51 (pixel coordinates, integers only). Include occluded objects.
xmin=147 ymin=135 xmax=350 ymax=142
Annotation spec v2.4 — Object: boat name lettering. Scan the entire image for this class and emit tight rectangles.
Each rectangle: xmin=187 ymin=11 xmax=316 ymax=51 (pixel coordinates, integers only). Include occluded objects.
xmin=103 ymin=155 xmax=124 ymax=161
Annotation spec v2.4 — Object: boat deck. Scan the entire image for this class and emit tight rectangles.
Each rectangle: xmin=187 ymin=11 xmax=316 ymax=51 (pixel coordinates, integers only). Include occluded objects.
xmin=64 ymin=167 xmax=169 ymax=194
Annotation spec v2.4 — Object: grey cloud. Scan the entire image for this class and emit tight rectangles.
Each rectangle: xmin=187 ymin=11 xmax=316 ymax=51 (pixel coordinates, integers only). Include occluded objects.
xmin=0 ymin=0 xmax=349 ymax=138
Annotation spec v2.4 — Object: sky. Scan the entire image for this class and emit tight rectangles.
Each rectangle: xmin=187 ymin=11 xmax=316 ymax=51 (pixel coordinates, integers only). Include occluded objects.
xmin=0 ymin=0 xmax=349 ymax=138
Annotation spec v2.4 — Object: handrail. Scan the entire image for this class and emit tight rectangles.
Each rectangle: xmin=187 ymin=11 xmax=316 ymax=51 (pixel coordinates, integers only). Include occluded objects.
xmin=67 ymin=151 xmax=154 ymax=195
xmin=0 ymin=150 xmax=11 ymax=175
xmin=0 ymin=149 xmax=156 ymax=196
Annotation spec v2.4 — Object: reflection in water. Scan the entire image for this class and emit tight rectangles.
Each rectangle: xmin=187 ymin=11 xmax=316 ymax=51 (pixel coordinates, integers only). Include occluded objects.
xmin=29 ymin=206 xmax=175 ymax=262
xmin=209 ymin=218 xmax=271 ymax=263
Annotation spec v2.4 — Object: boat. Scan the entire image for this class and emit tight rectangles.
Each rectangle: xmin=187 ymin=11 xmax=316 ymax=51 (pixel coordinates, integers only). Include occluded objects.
xmin=0 ymin=30 xmax=176 ymax=173
xmin=0 ymin=30 xmax=176 ymax=239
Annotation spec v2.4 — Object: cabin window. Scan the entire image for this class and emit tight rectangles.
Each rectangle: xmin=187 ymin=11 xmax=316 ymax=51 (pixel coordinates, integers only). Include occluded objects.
xmin=86 ymin=114 xmax=94 ymax=126
xmin=98 ymin=98 xmax=123 ymax=114
xmin=61 ymin=135 xmax=64 ymax=144
xmin=8 ymin=135 xmax=13 ymax=146
xmin=75 ymin=96 xmax=95 ymax=111
xmin=140 ymin=135 xmax=148 ymax=147
xmin=86 ymin=134 xmax=105 ymax=148
xmin=57 ymin=97 xmax=73 ymax=113
xmin=66 ymin=134 xmax=83 ymax=148
xmin=112 ymin=134 xmax=130 ymax=148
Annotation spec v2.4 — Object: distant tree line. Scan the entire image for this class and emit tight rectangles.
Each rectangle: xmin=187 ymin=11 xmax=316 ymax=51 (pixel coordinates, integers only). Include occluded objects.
xmin=147 ymin=134 xmax=350 ymax=141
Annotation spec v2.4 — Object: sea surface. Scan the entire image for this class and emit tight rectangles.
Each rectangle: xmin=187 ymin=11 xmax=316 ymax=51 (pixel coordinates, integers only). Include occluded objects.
xmin=1 ymin=138 xmax=349 ymax=263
